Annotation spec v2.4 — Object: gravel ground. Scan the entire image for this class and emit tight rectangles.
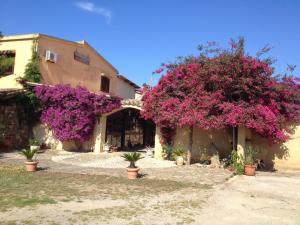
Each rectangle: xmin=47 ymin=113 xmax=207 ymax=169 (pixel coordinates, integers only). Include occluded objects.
xmin=0 ymin=150 xmax=231 ymax=185
xmin=51 ymin=151 xmax=176 ymax=168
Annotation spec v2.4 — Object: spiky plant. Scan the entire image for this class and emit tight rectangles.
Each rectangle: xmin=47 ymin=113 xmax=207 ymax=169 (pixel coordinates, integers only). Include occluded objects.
xmin=20 ymin=149 xmax=37 ymax=161
xmin=122 ymin=152 xmax=143 ymax=168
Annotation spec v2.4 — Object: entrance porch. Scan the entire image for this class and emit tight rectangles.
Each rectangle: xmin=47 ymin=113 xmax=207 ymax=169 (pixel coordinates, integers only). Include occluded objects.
xmin=93 ymin=100 xmax=156 ymax=154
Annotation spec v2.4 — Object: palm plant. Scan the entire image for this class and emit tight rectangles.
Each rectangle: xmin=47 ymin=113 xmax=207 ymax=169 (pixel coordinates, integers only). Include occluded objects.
xmin=29 ymin=139 xmax=39 ymax=146
xmin=172 ymin=148 xmax=186 ymax=158
xmin=20 ymin=149 xmax=37 ymax=161
xmin=244 ymin=147 xmax=259 ymax=166
xmin=122 ymin=152 xmax=143 ymax=168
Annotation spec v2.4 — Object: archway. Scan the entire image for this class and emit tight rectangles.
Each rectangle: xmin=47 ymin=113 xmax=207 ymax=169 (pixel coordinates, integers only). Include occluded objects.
xmin=105 ymin=108 xmax=155 ymax=150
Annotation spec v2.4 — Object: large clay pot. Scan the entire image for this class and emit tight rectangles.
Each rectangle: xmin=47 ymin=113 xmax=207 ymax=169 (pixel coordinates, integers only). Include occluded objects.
xmin=126 ymin=167 xmax=140 ymax=179
xmin=244 ymin=165 xmax=256 ymax=176
xmin=176 ymin=156 xmax=184 ymax=166
xmin=25 ymin=161 xmax=38 ymax=172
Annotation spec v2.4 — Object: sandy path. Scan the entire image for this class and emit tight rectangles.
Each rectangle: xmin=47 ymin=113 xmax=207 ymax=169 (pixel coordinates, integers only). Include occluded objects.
xmin=194 ymin=175 xmax=300 ymax=225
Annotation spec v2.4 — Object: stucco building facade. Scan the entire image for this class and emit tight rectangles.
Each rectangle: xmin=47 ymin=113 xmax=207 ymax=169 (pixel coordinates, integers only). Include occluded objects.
xmin=0 ymin=33 xmax=138 ymax=98
xmin=1 ymin=33 xmax=299 ymax=171
xmin=0 ymin=33 xmax=155 ymax=152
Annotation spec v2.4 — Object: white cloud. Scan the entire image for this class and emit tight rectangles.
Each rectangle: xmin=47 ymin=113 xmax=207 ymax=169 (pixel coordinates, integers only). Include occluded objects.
xmin=75 ymin=2 xmax=112 ymax=24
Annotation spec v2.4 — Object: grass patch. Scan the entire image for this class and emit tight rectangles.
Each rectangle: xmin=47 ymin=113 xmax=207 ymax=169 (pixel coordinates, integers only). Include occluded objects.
xmin=0 ymin=165 xmax=208 ymax=211
xmin=15 ymin=196 xmax=56 ymax=207
xmin=75 ymin=204 xmax=145 ymax=224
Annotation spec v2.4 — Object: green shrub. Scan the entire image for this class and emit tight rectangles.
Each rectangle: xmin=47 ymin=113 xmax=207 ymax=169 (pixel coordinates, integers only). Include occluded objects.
xmin=122 ymin=152 xmax=143 ymax=168
xmin=19 ymin=149 xmax=37 ymax=161
xmin=0 ymin=56 xmax=14 ymax=75
xmin=229 ymin=150 xmax=244 ymax=175
xmin=24 ymin=41 xmax=41 ymax=83
xmin=244 ymin=147 xmax=259 ymax=166
xmin=29 ymin=139 xmax=40 ymax=146
xmin=162 ymin=145 xmax=173 ymax=160
xmin=172 ymin=147 xmax=186 ymax=159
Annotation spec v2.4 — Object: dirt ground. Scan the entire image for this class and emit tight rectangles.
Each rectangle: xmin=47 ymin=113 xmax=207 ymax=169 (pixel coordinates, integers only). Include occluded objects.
xmin=1 ymin=151 xmax=300 ymax=225
xmin=195 ymin=174 xmax=300 ymax=225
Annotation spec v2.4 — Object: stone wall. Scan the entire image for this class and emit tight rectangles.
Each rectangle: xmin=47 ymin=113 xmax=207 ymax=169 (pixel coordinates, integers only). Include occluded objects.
xmin=0 ymin=101 xmax=29 ymax=150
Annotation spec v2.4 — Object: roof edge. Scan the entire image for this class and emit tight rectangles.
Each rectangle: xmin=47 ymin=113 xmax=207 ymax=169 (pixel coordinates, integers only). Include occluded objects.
xmin=0 ymin=33 xmax=119 ymax=73
xmin=117 ymin=75 xmax=140 ymax=89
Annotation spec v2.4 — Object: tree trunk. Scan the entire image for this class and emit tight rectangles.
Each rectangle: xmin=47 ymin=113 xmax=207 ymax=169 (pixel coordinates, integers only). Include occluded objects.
xmin=187 ymin=126 xmax=193 ymax=165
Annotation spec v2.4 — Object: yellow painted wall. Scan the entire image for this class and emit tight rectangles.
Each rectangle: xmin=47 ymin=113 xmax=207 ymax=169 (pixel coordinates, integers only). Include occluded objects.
xmin=0 ymin=34 xmax=136 ymax=99
xmin=33 ymin=123 xmax=94 ymax=151
xmin=173 ymin=126 xmax=231 ymax=161
xmin=250 ymin=124 xmax=300 ymax=171
xmin=38 ymin=35 xmax=136 ymax=99
xmin=114 ymin=79 xmax=136 ymax=99
xmin=0 ymin=36 xmax=34 ymax=89
xmin=155 ymin=125 xmax=300 ymax=170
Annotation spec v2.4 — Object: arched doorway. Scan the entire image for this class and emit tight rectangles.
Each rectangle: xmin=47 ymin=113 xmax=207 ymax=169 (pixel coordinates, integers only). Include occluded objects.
xmin=105 ymin=108 xmax=155 ymax=150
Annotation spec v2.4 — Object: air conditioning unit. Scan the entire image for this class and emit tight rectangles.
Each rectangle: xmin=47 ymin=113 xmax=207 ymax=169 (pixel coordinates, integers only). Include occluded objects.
xmin=45 ymin=50 xmax=57 ymax=63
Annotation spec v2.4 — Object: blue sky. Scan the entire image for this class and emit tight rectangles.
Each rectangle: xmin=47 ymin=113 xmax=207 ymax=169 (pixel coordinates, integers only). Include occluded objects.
xmin=1 ymin=0 xmax=299 ymax=86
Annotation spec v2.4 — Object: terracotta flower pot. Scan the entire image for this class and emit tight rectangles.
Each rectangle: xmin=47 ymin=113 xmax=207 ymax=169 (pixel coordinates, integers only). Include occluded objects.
xmin=25 ymin=161 xmax=38 ymax=172
xmin=244 ymin=165 xmax=256 ymax=176
xmin=126 ymin=167 xmax=140 ymax=179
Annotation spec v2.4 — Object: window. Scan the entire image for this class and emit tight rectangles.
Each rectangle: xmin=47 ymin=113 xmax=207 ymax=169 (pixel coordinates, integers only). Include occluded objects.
xmin=101 ymin=76 xmax=110 ymax=93
xmin=0 ymin=50 xmax=15 ymax=76
xmin=74 ymin=51 xmax=90 ymax=65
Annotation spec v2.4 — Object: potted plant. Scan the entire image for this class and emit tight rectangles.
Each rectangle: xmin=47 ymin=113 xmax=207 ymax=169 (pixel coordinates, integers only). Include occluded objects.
xmin=20 ymin=149 xmax=38 ymax=172
xmin=103 ymin=141 xmax=111 ymax=153
xmin=244 ymin=147 xmax=258 ymax=176
xmin=172 ymin=147 xmax=186 ymax=166
xmin=226 ymin=150 xmax=244 ymax=175
xmin=29 ymin=139 xmax=40 ymax=151
xmin=162 ymin=145 xmax=173 ymax=160
xmin=145 ymin=146 xmax=154 ymax=158
xmin=122 ymin=152 xmax=143 ymax=179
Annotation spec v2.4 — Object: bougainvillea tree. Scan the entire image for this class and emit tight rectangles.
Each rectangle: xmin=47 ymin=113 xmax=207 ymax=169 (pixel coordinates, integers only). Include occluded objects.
xmin=141 ymin=38 xmax=300 ymax=164
xmin=34 ymin=85 xmax=121 ymax=144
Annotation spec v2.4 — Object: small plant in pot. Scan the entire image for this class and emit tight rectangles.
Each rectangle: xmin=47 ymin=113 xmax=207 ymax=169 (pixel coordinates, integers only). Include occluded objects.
xmin=20 ymin=149 xmax=38 ymax=172
xmin=122 ymin=152 xmax=143 ymax=179
xmin=145 ymin=146 xmax=154 ymax=158
xmin=227 ymin=150 xmax=244 ymax=175
xmin=103 ymin=141 xmax=111 ymax=153
xmin=29 ymin=139 xmax=40 ymax=151
xmin=162 ymin=145 xmax=173 ymax=160
xmin=172 ymin=147 xmax=186 ymax=166
xmin=244 ymin=147 xmax=259 ymax=176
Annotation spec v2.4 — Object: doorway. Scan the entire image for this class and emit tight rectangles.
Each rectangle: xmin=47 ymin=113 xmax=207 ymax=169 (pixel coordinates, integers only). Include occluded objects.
xmin=105 ymin=108 xmax=155 ymax=150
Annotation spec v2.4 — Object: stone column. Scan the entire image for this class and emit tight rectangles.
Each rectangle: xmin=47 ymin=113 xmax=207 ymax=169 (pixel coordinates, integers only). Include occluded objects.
xmin=237 ymin=126 xmax=246 ymax=157
xmin=154 ymin=126 xmax=163 ymax=159
xmin=93 ymin=116 xmax=107 ymax=154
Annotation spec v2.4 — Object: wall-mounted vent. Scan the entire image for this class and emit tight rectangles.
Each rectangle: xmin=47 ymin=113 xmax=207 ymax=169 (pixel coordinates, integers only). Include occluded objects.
xmin=45 ymin=50 xmax=57 ymax=63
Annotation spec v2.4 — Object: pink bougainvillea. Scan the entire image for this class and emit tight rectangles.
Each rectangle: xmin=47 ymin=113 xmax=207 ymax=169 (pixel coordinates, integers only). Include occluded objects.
xmin=141 ymin=39 xmax=300 ymax=143
xmin=34 ymin=85 xmax=121 ymax=142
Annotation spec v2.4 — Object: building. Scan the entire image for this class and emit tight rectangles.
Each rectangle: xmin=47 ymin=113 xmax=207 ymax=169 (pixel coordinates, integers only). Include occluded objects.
xmin=0 ymin=33 xmax=155 ymax=152
xmin=0 ymin=33 xmax=139 ymax=98
xmin=1 ymin=33 xmax=299 ymax=171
